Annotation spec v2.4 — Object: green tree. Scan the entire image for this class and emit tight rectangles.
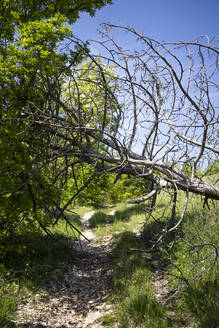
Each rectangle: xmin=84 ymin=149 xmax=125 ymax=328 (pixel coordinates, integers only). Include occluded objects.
xmin=63 ymin=59 xmax=119 ymax=130
xmin=57 ymin=59 xmax=121 ymax=206
xmin=206 ymin=160 xmax=219 ymax=176
xmin=0 ymin=0 xmax=112 ymax=260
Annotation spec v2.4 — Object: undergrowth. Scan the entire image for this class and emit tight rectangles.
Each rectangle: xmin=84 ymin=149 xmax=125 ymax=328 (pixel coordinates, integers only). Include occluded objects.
xmin=90 ymin=194 xmax=219 ymax=327
xmin=107 ymin=232 xmax=169 ymax=327
xmin=0 ymin=277 xmax=18 ymax=328
xmin=1 ymin=191 xmax=218 ymax=327
xmin=168 ymin=200 xmax=219 ymax=327
xmin=90 ymin=202 xmax=147 ymax=236
xmin=0 ymin=210 xmax=83 ymax=327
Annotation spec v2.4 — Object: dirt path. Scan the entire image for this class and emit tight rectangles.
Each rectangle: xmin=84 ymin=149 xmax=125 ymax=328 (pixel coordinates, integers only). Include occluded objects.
xmin=15 ymin=211 xmax=115 ymax=328
xmin=14 ymin=210 xmax=176 ymax=328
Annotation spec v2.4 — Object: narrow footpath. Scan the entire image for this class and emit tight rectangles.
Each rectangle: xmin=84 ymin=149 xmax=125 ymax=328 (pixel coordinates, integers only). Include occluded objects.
xmin=15 ymin=211 xmax=115 ymax=328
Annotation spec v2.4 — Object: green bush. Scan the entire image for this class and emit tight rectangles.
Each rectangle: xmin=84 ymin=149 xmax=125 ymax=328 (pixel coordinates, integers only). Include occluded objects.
xmin=89 ymin=211 xmax=111 ymax=228
xmin=123 ymin=289 xmax=166 ymax=328
xmin=108 ymin=232 xmax=168 ymax=327
xmin=0 ymin=278 xmax=18 ymax=327
xmin=183 ymin=273 xmax=219 ymax=328
xmin=105 ymin=193 xmax=219 ymax=327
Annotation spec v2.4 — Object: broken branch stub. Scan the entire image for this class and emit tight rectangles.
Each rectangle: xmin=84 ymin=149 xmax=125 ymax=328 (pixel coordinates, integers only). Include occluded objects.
xmin=3 ymin=25 xmax=219 ymax=220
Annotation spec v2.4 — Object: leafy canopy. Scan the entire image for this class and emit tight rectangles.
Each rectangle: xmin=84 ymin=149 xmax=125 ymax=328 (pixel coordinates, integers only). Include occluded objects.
xmin=0 ymin=0 xmax=112 ymax=260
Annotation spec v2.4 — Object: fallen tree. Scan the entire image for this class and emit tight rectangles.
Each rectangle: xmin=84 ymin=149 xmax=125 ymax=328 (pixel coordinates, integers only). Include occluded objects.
xmin=1 ymin=24 xmax=219 ymax=236
xmin=41 ymin=26 xmax=219 ymax=199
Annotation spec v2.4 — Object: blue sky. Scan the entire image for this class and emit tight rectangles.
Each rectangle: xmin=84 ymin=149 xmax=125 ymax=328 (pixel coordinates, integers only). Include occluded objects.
xmin=71 ymin=0 xmax=218 ymax=163
xmin=73 ymin=0 xmax=219 ymax=42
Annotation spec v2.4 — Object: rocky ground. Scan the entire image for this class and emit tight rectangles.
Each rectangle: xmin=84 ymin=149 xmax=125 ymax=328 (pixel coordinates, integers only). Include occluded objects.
xmin=15 ymin=211 xmax=116 ymax=328
xmin=14 ymin=209 xmax=174 ymax=328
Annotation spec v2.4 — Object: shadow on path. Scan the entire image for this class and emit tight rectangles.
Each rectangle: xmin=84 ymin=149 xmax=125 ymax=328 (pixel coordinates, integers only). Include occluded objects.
xmin=15 ymin=213 xmax=112 ymax=328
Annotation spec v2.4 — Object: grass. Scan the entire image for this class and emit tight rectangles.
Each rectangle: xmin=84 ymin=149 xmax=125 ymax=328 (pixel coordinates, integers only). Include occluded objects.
xmin=100 ymin=313 xmax=116 ymax=326
xmin=90 ymin=202 xmax=147 ymax=238
xmin=106 ymin=231 xmax=170 ymax=327
xmin=90 ymin=200 xmax=172 ymax=327
xmin=72 ymin=205 xmax=93 ymax=217
xmin=167 ymin=199 xmax=219 ymax=328
xmin=89 ymin=211 xmax=111 ymax=228
xmin=182 ymin=275 xmax=219 ymax=328
xmin=0 ymin=209 xmax=84 ymax=327
xmin=0 ymin=282 xmax=17 ymax=328
xmin=1 ymin=183 xmax=219 ymax=328
xmin=90 ymin=191 xmax=219 ymax=327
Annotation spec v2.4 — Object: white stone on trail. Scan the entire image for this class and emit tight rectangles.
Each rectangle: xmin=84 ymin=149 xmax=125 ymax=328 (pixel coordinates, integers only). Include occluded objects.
xmin=83 ymin=228 xmax=94 ymax=240
xmin=108 ymin=209 xmax=116 ymax=216
xmin=83 ymin=210 xmax=95 ymax=222
xmin=81 ymin=210 xmax=95 ymax=241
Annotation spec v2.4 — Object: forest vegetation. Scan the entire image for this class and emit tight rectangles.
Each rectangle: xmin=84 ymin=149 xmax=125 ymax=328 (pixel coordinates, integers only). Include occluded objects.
xmin=0 ymin=0 xmax=218 ymax=327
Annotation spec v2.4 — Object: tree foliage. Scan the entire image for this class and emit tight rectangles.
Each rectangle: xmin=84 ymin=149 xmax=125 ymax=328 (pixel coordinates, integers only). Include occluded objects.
xmin=0 ymin=0 xmax=113 ymax=260
xmin=0 ymin=0 xmax=218 ymax=261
